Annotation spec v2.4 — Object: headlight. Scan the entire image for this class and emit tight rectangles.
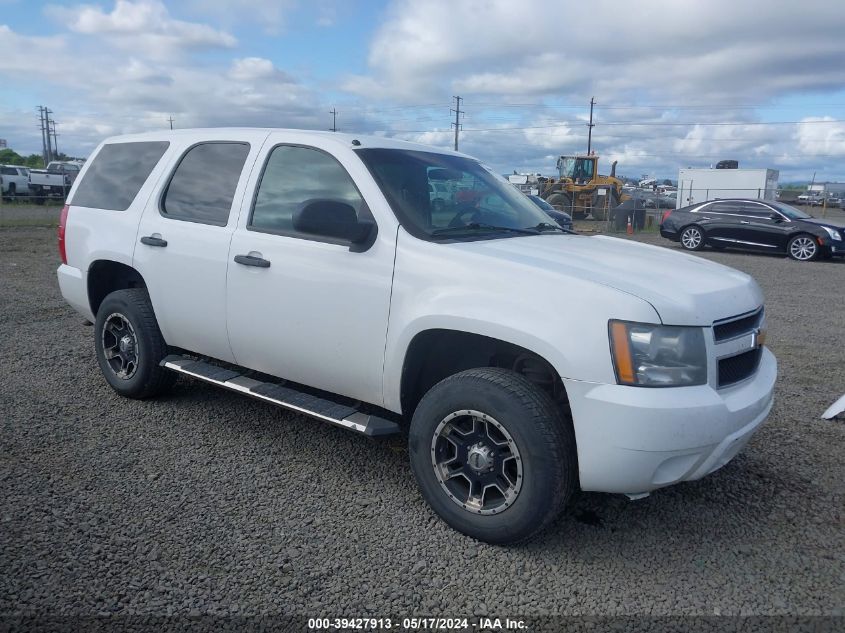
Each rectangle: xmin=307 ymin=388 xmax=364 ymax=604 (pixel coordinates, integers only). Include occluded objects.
xmin=609 ymin=320 xmax=707 ymax=387
xmin=821 ymin=226 xmax=842 ymax=241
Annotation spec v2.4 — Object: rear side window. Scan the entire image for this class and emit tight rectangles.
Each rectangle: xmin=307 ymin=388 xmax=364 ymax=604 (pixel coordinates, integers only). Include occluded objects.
xmin=71 ymin=142 xmax=169 ymax=211
xmin=161 ymin=142 xmax=250 ymax=226
xmin=1 ymin=167 xmax=17 ymax=176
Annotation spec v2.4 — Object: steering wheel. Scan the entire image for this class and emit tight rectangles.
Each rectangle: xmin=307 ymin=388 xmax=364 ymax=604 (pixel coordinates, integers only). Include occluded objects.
xmin=447 ymin=204 xmax=482 ymax=228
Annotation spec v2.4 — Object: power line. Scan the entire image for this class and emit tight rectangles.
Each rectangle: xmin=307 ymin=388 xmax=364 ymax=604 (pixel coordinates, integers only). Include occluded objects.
xmin=388 ymin=119 xmax=845 ymax=133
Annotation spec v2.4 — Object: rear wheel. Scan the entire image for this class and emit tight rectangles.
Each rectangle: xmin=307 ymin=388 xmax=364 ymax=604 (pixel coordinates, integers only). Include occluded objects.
xmin=545 ymin=192 xmax=572 ymax=213
xmin=6 ymin=183 xmax=16 ymax=201
xmin=409 ymin=368 xmax=577 ymax=544
xmin=787 ymin=234 xmax=818 ymax=261
xmin=680 ymin=225 xmax=705 ymax=251
xmin=94 ymin=288 xmax=175 ymax=399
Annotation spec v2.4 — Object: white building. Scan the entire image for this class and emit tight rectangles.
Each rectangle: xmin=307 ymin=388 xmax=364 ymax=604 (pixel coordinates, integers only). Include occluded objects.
xmin=676 ymin=167 xmax=779 ymax=208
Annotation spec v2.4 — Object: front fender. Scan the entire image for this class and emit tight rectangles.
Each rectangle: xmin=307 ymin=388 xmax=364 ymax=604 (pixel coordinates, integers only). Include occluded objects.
xmin=382 ymin=229 xmax=661 ymax=413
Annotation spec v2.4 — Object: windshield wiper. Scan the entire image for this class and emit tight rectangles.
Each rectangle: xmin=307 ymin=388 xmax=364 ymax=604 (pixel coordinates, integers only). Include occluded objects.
xmin=431 ymin=222 xmax=539 ymax=238
xmin=531 ymin=222 xmax=577 ymax=234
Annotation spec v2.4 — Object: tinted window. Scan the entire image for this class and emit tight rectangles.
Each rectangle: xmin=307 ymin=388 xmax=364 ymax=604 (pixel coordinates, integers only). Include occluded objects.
xmin=250 ymin=145 xmax=365 ymax=236
xmin=708 ymin=201 xmax=744 ymax=214
xmin=1 ymin=167 xmax=17 ymax=175
xmin=738 ymin=202 xmax=772 ymax=218
xmin=357 ymin=148 xmax=551 ymax=241
xmin=162 ymin=142 xmax=250 ymax=225
xmin=71 ymin=142 xmax=169 ymax=211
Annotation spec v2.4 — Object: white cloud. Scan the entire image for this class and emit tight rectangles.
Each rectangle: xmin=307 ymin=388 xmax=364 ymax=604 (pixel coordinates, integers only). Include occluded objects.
xmin=186 ymin=0 xmax=298 ymax=34
xmin=796 ymin=117 xmax=845 ymax=157
xmin=48 ymin=0 xmax=236 ymax=56
xmin=359 ymin=0 xmax=845 ymax=103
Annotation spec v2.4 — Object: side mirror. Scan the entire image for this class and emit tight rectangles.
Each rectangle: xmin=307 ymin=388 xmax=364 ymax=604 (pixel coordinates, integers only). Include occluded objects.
xmin=293 ymin=199 xmax=375 ymax=244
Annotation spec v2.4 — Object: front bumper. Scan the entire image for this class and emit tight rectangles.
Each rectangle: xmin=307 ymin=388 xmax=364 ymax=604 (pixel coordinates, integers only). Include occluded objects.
xmin=564 ymin=347 xmax=776 ymax=494
xmin=825 ymin=241 xmax=845 ymax=257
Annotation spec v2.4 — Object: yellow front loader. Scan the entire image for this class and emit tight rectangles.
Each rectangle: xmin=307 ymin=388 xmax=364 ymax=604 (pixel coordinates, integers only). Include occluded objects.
xmin=541 ymin=155 xmax=628 ymax=221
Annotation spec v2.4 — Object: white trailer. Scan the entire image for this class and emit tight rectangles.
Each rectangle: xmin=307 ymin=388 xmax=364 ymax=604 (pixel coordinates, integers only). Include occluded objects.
xmin=676 ymin=168 xmax=779 ymax=209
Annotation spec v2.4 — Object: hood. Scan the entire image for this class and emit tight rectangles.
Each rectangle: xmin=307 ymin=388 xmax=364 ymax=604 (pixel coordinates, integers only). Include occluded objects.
xmin=452 ymin=234 xmax=762 ymax=326
xmin=798 ymin=218 xmax=845 ymax=232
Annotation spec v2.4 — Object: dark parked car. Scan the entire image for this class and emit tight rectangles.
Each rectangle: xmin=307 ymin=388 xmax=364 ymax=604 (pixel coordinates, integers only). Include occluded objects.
xmin=528 ymin=194 xmax=573 ymax=230
xmin=660 ymin=199 xmax=845 ymax=261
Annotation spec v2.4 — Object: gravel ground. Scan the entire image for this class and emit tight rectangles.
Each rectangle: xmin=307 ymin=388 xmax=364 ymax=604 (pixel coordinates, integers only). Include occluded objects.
xmin=1 ymin=206 xmax=843 ymax=621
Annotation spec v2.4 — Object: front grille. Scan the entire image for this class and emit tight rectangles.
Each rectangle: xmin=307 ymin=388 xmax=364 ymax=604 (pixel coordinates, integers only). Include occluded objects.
xmin=713 ymin=309 xmax=763 ymax=342
xmin=718 ymin=348 xmax=762 ymax=387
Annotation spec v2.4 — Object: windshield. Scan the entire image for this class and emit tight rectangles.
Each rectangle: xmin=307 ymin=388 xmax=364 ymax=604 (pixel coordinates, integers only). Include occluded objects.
xmin=771 ymin=202 xmax=811 ymax=219
xmin=356 ymin=148 xmax=553 ymax=240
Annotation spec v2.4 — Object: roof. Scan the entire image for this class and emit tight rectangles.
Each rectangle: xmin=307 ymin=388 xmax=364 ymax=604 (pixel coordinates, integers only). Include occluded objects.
xmin=98 ymin=127 xmax=464 ymax=157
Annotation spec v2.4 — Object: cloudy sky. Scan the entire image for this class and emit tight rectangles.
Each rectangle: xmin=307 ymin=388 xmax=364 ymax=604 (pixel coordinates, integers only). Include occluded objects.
xmin=1 ymin=0 xmax=844 ymax=183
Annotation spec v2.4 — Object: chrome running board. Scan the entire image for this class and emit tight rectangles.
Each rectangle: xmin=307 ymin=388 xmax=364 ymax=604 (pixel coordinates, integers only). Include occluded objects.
xmin=161 ymin=355 xmax=400 ymax=437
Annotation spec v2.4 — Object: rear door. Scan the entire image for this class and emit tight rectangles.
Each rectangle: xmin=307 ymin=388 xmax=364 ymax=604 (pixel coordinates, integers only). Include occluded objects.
xmin=697 ymin=201 xmax=747 ymax=244
xmin=133 ymin=132 xmax=267 ymax=363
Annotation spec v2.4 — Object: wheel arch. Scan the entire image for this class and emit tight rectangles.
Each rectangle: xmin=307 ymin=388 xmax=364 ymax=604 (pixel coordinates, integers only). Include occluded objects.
xmin=87 ymin=259 xmax=148 ymax=316
xmin=398 ymin=328 xmax=569 ymax=419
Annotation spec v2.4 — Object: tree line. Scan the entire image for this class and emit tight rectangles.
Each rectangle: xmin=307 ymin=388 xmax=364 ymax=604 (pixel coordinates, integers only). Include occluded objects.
xmin=0 ymin=148 xmax=78 ymax=169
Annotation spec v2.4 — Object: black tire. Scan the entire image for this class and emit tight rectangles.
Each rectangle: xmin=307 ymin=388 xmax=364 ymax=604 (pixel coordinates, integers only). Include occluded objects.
xmin=7 ymin=183 xmax=16 ymax=201
xmin=679 ymin=225 xmax=705 ymax=251
xmin=787 ymin=234 xmax=819 ymax=261
xmin=94 ymin=288 xmax=175 ymax=399
xmin=590 ymin=190 xmax=609 ymax=221
xmin=545 ymin=192 xmax=572 ymax=213
xmin=409 ymin=368 xmax=577 ymax=544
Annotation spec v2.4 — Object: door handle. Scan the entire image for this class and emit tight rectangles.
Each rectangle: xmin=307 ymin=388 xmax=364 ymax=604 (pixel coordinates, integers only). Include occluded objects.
xmin=234 ymin=254 xmax=271 ymax=268
xmin=140 ymin=235 xmax=168 ymax=247
xmin=739 ymin=221 xmax=751 ymax=224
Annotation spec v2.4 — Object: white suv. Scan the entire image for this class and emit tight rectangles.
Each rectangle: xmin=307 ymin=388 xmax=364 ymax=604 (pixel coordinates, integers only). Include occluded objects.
xmin=57 ymin=129 xmax=776 ymax=543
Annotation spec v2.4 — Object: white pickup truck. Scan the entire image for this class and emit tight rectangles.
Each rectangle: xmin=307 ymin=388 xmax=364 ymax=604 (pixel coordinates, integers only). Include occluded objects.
xmin=1 ymin=164 xmax=30 ymax=199
xmin=57 ymin=129 xmax=776 ymax=543
xmin=29 ymin=160 xmax=82 ymax=201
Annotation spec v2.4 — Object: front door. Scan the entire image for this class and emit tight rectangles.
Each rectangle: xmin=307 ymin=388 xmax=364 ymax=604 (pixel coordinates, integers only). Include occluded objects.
xmin=226 ymin=142 xmax=395 ymax=405
xmin=732 ymin=201 xmax=793 ymax=250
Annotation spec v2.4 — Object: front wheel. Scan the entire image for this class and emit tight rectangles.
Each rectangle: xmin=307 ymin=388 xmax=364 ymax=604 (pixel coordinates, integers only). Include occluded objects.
xmin=94 ymin=288 xmax=175 ymax=399
xmin=680 ymin=225 xmax=705 ymax=250
xmin=787 ymin=234 xmax=819 ymax=261
xmin=409 ymin=368 xmax=577 ymax=544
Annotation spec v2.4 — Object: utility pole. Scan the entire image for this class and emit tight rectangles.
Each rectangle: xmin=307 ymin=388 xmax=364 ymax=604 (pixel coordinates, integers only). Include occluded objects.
xmin=329 ymin=108 xmax=337 ymax=132
xmin=49 ymin=118 xmax=59 ymax=158
xmin=451 ymin=96 xmax=463 ymax=151
xmin=586 ymin=97 xmax=595 ymax=155
xmin=37 ymin=106 xmax=48 ymax=166
xmin=45 ymin=108 xmax=55 ymax=163
xmin=168 ymin=116 xmax=175 ymax=130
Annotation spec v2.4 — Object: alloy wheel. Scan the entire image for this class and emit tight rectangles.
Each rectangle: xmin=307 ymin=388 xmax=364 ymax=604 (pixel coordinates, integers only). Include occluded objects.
xmin=101 ymin=313 xmax=139 ymax=379
xmin=789 ymin=236 xmax=817 ymax=261
xmin=430 ymin=410 xmax=523 ymax=515
xmin=681 ymin=227 xmax=702 ymax=249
